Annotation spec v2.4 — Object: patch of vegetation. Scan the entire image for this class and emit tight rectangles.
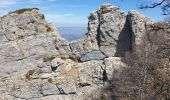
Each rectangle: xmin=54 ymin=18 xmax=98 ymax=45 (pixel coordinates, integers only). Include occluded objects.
xmin=60 ymin=56 xmax=78 ymax=62
xmin=25 ymin=69 xmax=35 ymax=80
xmin=48 ymin=77 xmax=53 ymax=83
xmin=45 ymin=25 xmax=53 ymax=32
xmin=41 ymin=14 xmax=45 ymax=20
xmin=13 ymin=8 xmax=39 ymax=14
xmin=43 ymin=56 xmax=55 ymax=62
xmin=100 ymin=5 xmax=111 ymax=13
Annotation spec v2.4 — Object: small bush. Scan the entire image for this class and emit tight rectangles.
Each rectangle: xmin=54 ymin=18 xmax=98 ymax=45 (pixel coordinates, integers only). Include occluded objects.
xmin=45 ymin=25 xmax=53 ymax=32
xmin=41 ymin=14 xmax=45 ymax=20
xmin=43 ymin=56 xmax=55 ymax=62
xmin=25 ymin=69 xmax=35 ymax=80
xmin=48 ymin=77 xmax=53 ymax=83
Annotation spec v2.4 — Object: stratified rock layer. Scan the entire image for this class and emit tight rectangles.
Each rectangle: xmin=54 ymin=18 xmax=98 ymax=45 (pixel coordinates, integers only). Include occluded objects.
xmin=0 ymin=4 xmax=154 ymax=100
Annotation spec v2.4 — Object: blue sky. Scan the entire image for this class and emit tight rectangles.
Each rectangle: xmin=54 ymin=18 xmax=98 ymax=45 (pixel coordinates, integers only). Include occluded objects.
xmin=0 ymin=0 xmax=166 ymax=27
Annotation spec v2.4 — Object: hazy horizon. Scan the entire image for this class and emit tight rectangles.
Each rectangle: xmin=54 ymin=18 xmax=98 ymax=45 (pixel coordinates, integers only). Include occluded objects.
xmin=57 ymin=26 xmax=87 ymax=41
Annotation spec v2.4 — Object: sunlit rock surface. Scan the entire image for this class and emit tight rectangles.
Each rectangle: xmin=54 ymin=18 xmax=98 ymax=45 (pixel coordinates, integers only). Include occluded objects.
xmin=0 ymin=4 xmax=153 ymax=99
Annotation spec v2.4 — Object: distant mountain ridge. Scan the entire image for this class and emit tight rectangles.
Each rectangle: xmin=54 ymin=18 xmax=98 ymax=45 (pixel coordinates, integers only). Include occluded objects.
xmin=57 ymin=27 xmax=87 ymax=41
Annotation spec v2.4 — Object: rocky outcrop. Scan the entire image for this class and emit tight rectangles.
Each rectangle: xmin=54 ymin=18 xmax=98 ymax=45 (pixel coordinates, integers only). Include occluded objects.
xmin=128 ymin=10 xmax=154 ymax=48
xmin=97 ymin=4 xmax=127 ymax=57
xmin=80 ymin=50 xmax=105 ymax=62
xmin=0 ymin=4 xmax=154 ymax=100
xmin=73 ymin=4 xmax=152 ymax=57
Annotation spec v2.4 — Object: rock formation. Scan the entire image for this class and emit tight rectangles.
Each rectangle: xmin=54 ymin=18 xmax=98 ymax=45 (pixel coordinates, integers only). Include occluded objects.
xmin=0 ymin=4 xmax=154 ymax=100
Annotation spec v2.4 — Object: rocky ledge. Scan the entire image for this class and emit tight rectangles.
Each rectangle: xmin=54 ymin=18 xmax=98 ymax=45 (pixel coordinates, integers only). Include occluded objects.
xmin=0 ymin=4 xmax=153 ymax=100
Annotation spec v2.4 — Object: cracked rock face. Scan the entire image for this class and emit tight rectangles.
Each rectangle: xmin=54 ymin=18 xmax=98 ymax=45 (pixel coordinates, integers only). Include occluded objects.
xmin=97 ymin=4 xmax=127 ymax=57
xmin=128 ymin=10 xmax=154 ymax=48
xmin=0 ymin=4 xmax=153 ymax=100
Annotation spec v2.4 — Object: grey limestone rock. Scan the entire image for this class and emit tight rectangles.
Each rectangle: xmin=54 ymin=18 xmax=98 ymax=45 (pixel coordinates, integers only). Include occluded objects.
xmin=128 ymin=10 xmax=154 ymax=47
xmin=0 ymin=4 xmax=154 ymax=100
xmin=97 ymin=4 xmax=127 ymax=57
xmin=104 ymin=57 xmax=126 ymax=79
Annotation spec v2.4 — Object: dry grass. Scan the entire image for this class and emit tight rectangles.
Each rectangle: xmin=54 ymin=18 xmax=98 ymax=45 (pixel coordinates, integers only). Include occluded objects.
xmin=45 ymin=25 xmax=53 ymax=32
xmin=91 ymin=23 xmax=170 ymax=100
xmin=52 ymin=58 xmax=79 ymax=85
xmin=13 ymin=8 xmax=39 ymax=14
xmin=43 ymin=56 xmax=55 ymax=62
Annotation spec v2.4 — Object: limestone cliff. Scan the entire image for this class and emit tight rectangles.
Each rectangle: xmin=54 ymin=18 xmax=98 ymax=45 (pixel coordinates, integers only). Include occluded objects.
xmin=0 ymin=4 xmax=154 ymax=100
